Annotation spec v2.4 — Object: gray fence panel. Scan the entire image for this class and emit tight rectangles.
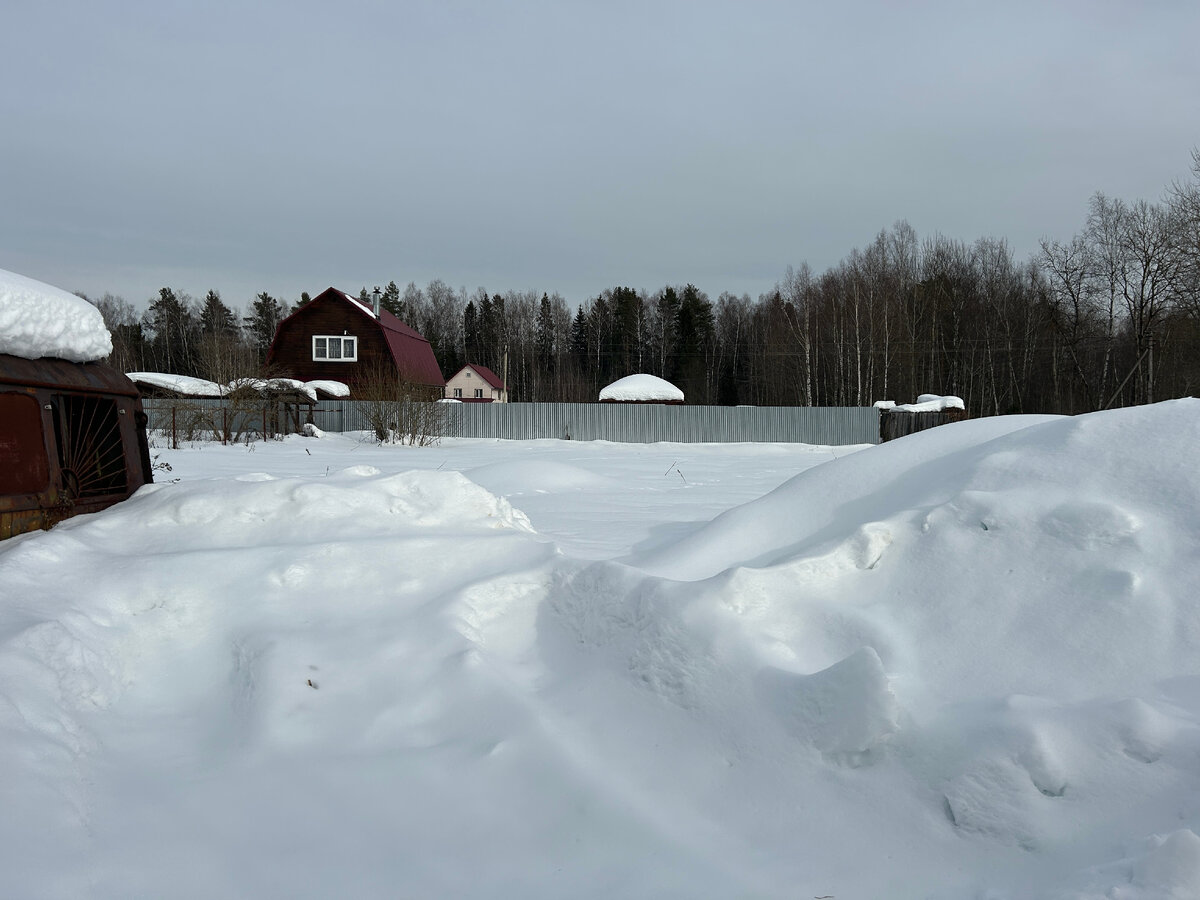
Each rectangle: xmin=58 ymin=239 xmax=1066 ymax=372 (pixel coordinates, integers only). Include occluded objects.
xmin=142 ymin=399 xmax=879 ymax=445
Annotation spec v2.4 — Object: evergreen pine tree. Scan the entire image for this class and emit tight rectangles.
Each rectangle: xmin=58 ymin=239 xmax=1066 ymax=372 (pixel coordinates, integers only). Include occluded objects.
xmin=245 ymin=292 xmax=287 ymax=364
xmin=463 ymin=300 xmax=480 ymax=363
xmin=381 ymin=280 xmax=403 ymax=318
xmin=199 ymin=290 xmax=238 ymax=336
xmin=144 ymin=287 xmax=199 ymax=375
xmin=536 ymin=293 xmax=555 ymax=376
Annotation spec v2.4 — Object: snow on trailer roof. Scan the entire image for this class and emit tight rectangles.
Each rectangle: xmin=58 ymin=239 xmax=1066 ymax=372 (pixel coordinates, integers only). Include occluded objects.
xmin=0 ymin=267 xmax=112 ymax=363
xmin=599 ymin=373 xmax=684 ymax=402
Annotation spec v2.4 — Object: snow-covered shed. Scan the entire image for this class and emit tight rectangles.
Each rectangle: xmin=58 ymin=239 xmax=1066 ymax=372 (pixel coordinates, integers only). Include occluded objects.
xmin=877 ymin=394 xmax=967 ymax=442
xmin=1 ymin=268 xmax=152 ymax=539
xmin=599 ymin=374 xmax=685 ymax=405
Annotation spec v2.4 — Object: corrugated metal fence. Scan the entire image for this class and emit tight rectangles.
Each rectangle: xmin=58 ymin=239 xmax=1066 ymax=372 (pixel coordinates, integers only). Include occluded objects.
xmin=143 ymin=399 xmax=880 ymax=445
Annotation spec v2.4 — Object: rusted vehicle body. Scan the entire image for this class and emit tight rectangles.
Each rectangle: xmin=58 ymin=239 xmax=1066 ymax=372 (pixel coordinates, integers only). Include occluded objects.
xmin=0 ymin=353 xmax=153 ymax=540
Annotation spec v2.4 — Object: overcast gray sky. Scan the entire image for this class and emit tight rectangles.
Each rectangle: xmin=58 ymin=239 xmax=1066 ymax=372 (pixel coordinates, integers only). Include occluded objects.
xmin=3 ymin=0 xmax=1199 ymax=312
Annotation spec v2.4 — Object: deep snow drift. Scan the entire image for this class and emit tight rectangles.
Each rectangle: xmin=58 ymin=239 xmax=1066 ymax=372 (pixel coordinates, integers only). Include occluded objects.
xmin=2 ymin=402 xmax=1199 ymax=898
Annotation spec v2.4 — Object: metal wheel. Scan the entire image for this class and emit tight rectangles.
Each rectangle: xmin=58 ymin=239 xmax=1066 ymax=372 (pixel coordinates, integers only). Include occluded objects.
xmin=51 ymin=394 xmax=128 ymax=499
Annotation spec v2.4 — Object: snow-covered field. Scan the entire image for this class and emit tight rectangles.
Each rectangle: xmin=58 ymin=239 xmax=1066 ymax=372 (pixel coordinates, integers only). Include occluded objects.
xmin=3 ymin=402 xmax=1200 ymax=899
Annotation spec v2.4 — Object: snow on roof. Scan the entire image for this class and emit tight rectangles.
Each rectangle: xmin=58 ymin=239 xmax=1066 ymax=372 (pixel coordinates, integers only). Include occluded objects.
xmin=0 ymin=267 xmax=112 ymax=362
xmin=228 ymin=377 xmax=318 ymax=401
xmin=267 ymin=378 xmax=317 ymax=402
xmin=304 ymin=380 xmax=350 ymax=398
xmin=893 ymin=394 xmax=965 ymax=413
xmin=129 ymin=374 xmax=349 ymax=403
xmin=599 ymin=373 xmax=684 ymax=402
xmin=341 ymin=290 xmax=378 ymax=319
xmin=127 ymin=372 xmax=225 ymax=397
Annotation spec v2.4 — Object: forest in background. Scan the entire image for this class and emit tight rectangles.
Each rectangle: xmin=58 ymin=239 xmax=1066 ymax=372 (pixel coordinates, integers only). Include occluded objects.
xmin=88 ymin=151 xmax=1200 ymax=414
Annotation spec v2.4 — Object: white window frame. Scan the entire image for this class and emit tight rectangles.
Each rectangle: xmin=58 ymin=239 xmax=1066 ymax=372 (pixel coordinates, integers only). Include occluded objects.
xmin=312 ymin=335 xmax=358 ymax=362
xmin=474 ymin=388 xmax=484 ymax=398
xmin=453 ymin=388 xmax=463 ymax=398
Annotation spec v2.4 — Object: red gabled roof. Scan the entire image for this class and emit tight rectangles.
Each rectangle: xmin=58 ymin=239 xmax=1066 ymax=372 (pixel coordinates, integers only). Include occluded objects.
xmin=457 ymin=363 xmax=505 ymax=391
xmin=379 ymin=308 xmax=445 ymax=387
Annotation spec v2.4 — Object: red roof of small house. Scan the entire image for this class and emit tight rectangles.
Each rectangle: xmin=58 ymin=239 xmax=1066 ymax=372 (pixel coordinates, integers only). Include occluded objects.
xmin=455 ymin=363 xmax=506 ymax=391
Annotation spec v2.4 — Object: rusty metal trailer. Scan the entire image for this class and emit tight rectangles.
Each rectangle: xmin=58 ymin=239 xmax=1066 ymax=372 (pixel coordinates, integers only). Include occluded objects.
xmin=1 ymin=353 xmax=153 ymax=540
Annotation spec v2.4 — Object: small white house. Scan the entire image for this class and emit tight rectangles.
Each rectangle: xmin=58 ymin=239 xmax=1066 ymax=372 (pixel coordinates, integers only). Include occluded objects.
xmin=445 ymin=364 xmax=507 ymax=403
xmin=599 ymin=374 xmax=684 ymax=404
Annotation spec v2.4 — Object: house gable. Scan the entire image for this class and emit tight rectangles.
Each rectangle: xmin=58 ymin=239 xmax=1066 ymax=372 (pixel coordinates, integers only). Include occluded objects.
xmin=445 ymin=364 xmax=507 ymax=402
xmin=266 ymin=288 xmax=444 ymax=389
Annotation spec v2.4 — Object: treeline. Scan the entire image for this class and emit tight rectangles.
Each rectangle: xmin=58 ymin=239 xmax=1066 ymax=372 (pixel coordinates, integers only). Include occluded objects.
xmin=91 ymin=151 xmax=1200 ymax=412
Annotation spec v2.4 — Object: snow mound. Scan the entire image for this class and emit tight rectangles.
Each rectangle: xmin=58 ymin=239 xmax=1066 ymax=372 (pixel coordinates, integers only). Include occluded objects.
xmin=596 ymin=399 xmax=1200 ymax=867
xmin=1064 ymin=829 xmax=1200 ymax=899
xmin=599 ymin=373 xmax=684 ymax=402
xmin=467 ymin=459 xmax=612 ymax=495
xmin=117 ymin=468 xmax=535 ymax=549
xmin=634 ymin=411 xmax=1060 ymax=580
xmin=635 ymin=401 xmax=1200 ymax=704
xmin=0 ymin=267 xmax=112 ymax=362
xmin=758 ymin=646 xmax=898 ymax=757
xmin=5 ymin=402 xmax=1200 ymax=898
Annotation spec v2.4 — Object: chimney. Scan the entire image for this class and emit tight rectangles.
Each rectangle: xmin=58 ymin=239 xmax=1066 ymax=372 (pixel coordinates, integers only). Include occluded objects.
xmin=372 ymin=286 xmax=381 ymax=317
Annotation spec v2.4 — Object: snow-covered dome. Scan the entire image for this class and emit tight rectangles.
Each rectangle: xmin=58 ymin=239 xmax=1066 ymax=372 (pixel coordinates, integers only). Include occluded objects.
xmin=599 ymin=374 xmax=685 ymax=403
xmin=0 ymin=267 xmax=112 ymax=362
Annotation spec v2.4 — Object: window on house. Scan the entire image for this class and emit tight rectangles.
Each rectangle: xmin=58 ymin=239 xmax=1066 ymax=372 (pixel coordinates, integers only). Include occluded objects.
xmin=474 ymin=388 xmax=484 ymax=398
xmin=453 ymin=388 xmax=462 ymax=398
xmin=313 ymin=336 xmax=357 ymax=361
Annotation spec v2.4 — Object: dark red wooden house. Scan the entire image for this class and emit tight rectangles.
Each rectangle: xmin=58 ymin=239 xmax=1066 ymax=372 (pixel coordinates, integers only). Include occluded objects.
xmin=265 ymin=288 xmax=445 ymax=394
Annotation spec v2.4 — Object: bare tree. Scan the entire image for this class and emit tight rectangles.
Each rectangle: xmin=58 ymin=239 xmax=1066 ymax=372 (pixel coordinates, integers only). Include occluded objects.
xmin=90 ymin=293 xmax=147 ymax=373
xmin=1168 ymin=147 xmax=1200 ymax=321
xmin=355 ymin=360 xmax=449 ymax=446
